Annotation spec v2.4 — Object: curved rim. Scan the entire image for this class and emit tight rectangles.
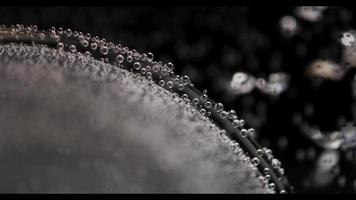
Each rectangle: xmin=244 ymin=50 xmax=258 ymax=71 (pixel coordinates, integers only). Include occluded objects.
xmin=0 ymin=26 xmax=293 ymax=193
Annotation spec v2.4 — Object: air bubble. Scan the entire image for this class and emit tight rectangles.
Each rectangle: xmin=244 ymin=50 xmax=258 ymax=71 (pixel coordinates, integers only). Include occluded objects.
xmin=215 ymin=103 xmax=224 ymax=112
xmin=240 ymin=129 xmax=248 ymax=137
xmin=177 ymin=84 xmax=184 ymax=90
xmin=116 ymin=55 xmax=124 ymax=64
xmin=69 ymin=45 xmax=77 ymax=53
xmin=152 ymin=64 xmax=160 ymax=72
xmin=133 ymin=62 xmax=141 ymax=70
xmin=90 ymin=42 xmax=98 ymax=50
xmin=205 ymin=101 xmax=212 ymax=108
xmin=140 ymin=68 xmax=146 ymax=75
xmin=271 ymin=159 xmax=281 ymax=169
xmin=219 ymin=111 xmax=229 ymax=119
xmin=200 ymin=109 xmax=207 ymax=115
xmin=238 ymin=119 xmax=245 ymax=127
xmin=167 ymin=81 xmax=174 ymax=89
xmin=80 ymin=39 xmax=89 ymax=48
xmin=159 ymin=80 xmax=165 ymax=86
xmin=126 ymin=56 xmax=133 ymax=63
xmin=192 ymin=98 xmax=200 ymax=105
xmin=232 ymin=120 xmax=239 ymax=128
xmin=268 ymin=183 xmax=276 ymax=190
xmin=147 ymin=52 xmax=154 ymax=61
xmin=201 ymin=94 xmax=208 ymax=102
xmin=57 ymin=42 xmax=64 ymax=50
xmin=256 ymin=149 xmax=264 ymax=157
xmin=251 ymin=157 xmax=260 ymax=166
xmin=181 ymin=75 xmax=191 ymax=85
xmin=167 ymin=62 xmax=174 ymax=70
xmin=248 ymin=128 xmax=256 ymax=137
xmin=100 ymin=46 xmax=109 ymax=55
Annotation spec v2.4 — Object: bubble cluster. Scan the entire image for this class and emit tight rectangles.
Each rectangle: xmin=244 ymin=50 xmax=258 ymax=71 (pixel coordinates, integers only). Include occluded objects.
xmin=230 ymin=72 xmax=289 ymax=96
xmin=296 ymin=6 xmax=328 ymax=22
xmin=0 ymin=25 xmax=291 ymax=193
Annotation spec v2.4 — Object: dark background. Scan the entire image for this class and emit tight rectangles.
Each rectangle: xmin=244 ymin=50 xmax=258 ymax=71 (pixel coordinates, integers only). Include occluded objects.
xmin=1 ymin=6 xmax=356 ymax=193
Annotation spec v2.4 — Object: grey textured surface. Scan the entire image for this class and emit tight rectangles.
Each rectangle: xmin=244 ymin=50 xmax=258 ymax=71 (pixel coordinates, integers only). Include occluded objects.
xmin=0 ymin=44 xmax=270 ymax=193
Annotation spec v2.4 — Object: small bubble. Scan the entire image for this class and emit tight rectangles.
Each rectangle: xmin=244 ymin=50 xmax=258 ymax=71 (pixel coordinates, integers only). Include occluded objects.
xmin=84 ymin=51 xmax=91 ymax=57
xmin=177 ymin=84 xmax=184 ymax=90
xmin=80 ymin=39 xmax=89 ymax=48
xmin=271 ymin=159 xmax=281 ymax=168
xmin=201 ymin=94 xmax=208 ymax=102
xmin=192 ymin=98 xmax=199 ymax=105
xmin=116 ymin=55 xmax=124 ymax=64
xmin=100 ymin=46 xmax=109 ymax=55
xmin=173 ymin=77 xmax=180 ymax=84
xmin=152 ymin=64 xmax=160 ymax=72
xmin=200 ymin=109 xmax=206 ymax=115
xmin=69 ymin=45 xmax=77 ymax=53
xmin=39 ymin=33 xmax=45 ymax=40
xmin=167 ymin=81 xmax=174 ymax=89
xmin=205 ymin=101 xmax=212 ymax=108
xmin=214 ymin=103 xmax=224 ymax=112
xmin=268 ymin=183 xmax=276 ymax=190
xmin=140 ymin=68 xmax=146 ymax=75
xmin=265 ymin=174 xmax=271 ymax=181
xmin=248 ymin=128 xmax=255 ymax=137
xmin=263 ymin=167 xmax=269 ymax=174
xmin=90 ymin=42 xmax=98 ymax=50
xmin=126 ymin=56 xmax=133 ymax=63
xmin=57 ymin=42 xmax=64 ymax=50
xmin=133 ymin=62 xmax=141 ymax=70
xmin=256 ymin=149 xmax=264 ymax=157
xmin=133 ymin=52 xmax=141 ymax=60
xmin=147 ymin=52 xmax=154 ymax=61
xmin=159 ymin=80 xmax=165 ymax=86
xmin=251 ymin=157 xmax=260 ymax=166
xmin=167 ymin=62 xmax=174 ymax=70
xmin=145 ymin=65 xmax=151 ymax=72
xmin=238 ymin=119 xmax=245 ymax=127
xmin=181 ymin=75 xmax=191 ymax=85
xmin=53 ymin=34 xmax=60 ymax=42
xmin=220 ymin=111 xmax=229 ymax=118
xmin=240 ymin=129 xmax=248 ymax=137
xmin=232 ymin=120 xmax=239 ymax=128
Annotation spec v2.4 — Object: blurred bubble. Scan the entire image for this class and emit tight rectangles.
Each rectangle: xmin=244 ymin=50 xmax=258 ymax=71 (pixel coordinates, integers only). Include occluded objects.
xmin=307 ymin=60 xmax=345 ymax=81
xmin=280 ymin=15 xmax=298 ymax=36
xmin=230 ymin=72 xmax=256 ymax=95
xmin=296 ymin=6 xmax=327 ymax=22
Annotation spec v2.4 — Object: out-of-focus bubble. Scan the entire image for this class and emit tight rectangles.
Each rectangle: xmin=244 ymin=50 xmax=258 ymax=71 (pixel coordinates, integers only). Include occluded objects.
xmin=230 ymin=72 xmax=256 ymax=95
xmin=306 ymin=60 xmax=345 ymax=81
xmin=308 ymin=150 xmax=339 ymax=188
xmin=300 ymin=124 xmax=343 ymax=150
xmin=259 ymin=73 xmax=290 ymax=96
xmin=300 ymin=122 xmax=356 ymax=150
xmin=229 ymin=72 xmax=289 ymax=96
xmin=340 ymin=31 xmax=356 ymax=67
xmin=279 ymin=16 xmax=298 ymax=37
xmin=296 ymin=6 xmax=328 ymax=22
xmin=340 ymin=32 xmax=355 ymax=47
xmin=339 ymin=123 xmax=356 ymax=150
